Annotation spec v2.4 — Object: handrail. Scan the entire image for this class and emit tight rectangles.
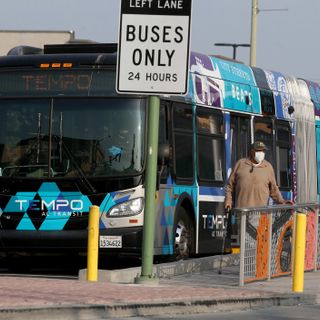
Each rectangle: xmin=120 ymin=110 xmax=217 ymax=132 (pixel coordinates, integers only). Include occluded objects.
xmin=232 ymin=202 xmax=320 ymax=214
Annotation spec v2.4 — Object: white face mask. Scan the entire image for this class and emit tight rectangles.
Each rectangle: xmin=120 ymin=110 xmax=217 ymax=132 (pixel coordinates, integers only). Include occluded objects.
xmin=254 ymin=151 xmax=265 ymax=163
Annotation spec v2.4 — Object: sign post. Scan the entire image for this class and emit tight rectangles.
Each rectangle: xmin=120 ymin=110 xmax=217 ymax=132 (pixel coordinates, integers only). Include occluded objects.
xmin=117 ymin=0 xmax=192 ymax=284
xmin=137 ymin=95 xmax=160 ymax=284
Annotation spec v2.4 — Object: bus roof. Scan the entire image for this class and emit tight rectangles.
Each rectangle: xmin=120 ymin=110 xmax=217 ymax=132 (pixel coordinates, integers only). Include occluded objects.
xmin=0 ymin=43 xmax=118 ymax=68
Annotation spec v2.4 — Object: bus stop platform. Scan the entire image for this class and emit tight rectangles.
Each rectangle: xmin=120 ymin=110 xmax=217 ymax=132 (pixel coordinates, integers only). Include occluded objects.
xmin=0 ymin=256 xmax=319 ymax=319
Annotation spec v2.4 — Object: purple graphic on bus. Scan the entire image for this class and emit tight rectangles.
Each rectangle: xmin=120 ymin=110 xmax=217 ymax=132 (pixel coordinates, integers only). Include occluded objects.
xmin=264 ymin=70 xmax=292 ymax=119
xmin=189 ymin=52 xmax=223 ymax=108
xmin=305 ymin=80 xmax=320 ymax=117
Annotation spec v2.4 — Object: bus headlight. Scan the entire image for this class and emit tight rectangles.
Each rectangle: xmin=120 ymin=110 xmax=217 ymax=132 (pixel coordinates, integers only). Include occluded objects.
xmin=107 ymin=198 xmax=144 ymax=217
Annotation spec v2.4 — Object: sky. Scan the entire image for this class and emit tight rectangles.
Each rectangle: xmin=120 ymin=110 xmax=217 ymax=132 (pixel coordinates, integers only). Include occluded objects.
xmin=0 ymin=0 xmax=319 ymax=81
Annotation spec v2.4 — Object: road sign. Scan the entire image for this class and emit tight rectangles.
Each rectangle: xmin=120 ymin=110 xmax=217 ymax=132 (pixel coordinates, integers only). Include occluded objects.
xmin=116 ymin=0 xmax=192 ymax=95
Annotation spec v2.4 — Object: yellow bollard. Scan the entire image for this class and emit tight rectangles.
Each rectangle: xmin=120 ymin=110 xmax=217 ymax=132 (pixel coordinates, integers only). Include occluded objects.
xmin=292 ymin=212 xmax=307 ymax=292
xmin=87 ymin=205 xmax=100 ymax=281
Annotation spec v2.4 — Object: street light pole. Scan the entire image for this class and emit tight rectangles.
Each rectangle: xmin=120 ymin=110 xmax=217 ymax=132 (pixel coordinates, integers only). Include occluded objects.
xmin=249 ymin=0 xmax=287 ymax=67
xmin=250 ymin=0 xmax=259 ymax=66
xmin=214 ymin=43 xmax=251 ymax=61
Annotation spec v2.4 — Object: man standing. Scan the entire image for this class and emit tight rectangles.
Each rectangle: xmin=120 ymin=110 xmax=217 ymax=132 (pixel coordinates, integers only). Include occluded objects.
xmin=225 ymin=141 xmax=290 ymax=210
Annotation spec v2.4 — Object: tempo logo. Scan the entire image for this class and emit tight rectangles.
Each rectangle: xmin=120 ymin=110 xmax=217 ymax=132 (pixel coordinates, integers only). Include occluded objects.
xmin=21 ymin=74 xmax=91 ymax=91
xmin=15 ymin=199 xmax=84 ymax=211
xmin=202 ymin=214 xmax=228 ymax=230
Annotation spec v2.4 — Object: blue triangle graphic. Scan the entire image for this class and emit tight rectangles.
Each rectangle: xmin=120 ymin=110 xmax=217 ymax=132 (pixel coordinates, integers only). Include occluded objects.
xmin=163 ymin=228 xmax=170 ymax=245
xmin=164 ymin=191 xmax=171 ymax=207
xmin=167 ymin=209 xmax=173 ymax=226
xmin=99 ymin=220 xmax=105 ymax=229
xmin=160 ymin=208 xmax=167 ymax=226
xmin=39 ymin=214 xmax=69 ymax=231
xmin=38 ymin=182 xmax=60 ymax=196
xmin=17 ymin=213 xmax=36 ymax=230
xmin=171 ymin=194 xmax=178 ymax=206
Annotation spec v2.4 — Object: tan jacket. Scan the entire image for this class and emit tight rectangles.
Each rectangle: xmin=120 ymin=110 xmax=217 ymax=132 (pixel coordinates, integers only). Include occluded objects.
xmin=225 ymin=158 xmax=285 ymax=208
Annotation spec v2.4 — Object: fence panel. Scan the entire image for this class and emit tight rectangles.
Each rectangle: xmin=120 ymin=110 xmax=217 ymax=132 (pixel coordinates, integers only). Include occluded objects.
xmin=305 ymin=209 xmax=317 ymax=271
xmin=270 ymin=208 xmax=294 ymax=278
xmin=317 ymin=209 xmax=320 ymax=269
xmin=235 ymin=203 xmax=319 ymax=286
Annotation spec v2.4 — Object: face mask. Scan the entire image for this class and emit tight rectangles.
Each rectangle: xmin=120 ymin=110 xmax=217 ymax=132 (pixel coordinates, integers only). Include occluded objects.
xmin=254 ymin=151 xmax=265 ymax=163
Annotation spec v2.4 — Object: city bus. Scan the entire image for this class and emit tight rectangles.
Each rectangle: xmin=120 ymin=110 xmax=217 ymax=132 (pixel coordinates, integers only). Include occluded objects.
xmin=0 ymin=43 xmax=316 ymax=262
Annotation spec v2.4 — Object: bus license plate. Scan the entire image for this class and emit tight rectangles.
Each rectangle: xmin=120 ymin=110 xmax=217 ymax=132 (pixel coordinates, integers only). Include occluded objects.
xmin=99 ymin=236 xmax=122 ymax=248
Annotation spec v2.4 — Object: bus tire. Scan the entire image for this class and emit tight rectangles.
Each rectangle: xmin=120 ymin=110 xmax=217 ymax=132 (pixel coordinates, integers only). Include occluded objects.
xmin=173 ymin=207 xmax=194 ymax=260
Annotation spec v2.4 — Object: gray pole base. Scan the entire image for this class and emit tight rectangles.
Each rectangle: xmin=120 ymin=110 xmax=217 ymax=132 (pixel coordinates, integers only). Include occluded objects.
xmin=134 ymin=275 xmax=159 ymax=285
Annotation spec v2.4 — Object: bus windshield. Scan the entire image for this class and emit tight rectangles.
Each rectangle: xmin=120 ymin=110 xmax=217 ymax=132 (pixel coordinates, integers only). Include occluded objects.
xmin=0 ymin=98 xmax=146 ymax=178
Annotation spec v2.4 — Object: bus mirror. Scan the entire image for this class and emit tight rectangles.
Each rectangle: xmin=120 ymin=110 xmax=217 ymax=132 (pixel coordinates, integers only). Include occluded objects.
xmin=158 ymin=143 xmax=170 ymax=165
xmin=288 ymin=105 xmax=294 ymax=115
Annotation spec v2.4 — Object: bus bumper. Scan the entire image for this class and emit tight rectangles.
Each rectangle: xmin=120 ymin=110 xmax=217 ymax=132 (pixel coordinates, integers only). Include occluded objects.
xmin=0 ymin=227 xmax=143 ymax=255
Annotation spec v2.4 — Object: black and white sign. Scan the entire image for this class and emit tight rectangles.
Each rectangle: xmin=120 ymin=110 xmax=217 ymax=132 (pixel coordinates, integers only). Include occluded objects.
xmin=116 ymin=0 xmax=192 ymax=95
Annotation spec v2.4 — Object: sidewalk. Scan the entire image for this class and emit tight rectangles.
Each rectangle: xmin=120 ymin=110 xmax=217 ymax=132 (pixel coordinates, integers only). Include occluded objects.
xmin=0 ymin=257 xmax=319 ymax=319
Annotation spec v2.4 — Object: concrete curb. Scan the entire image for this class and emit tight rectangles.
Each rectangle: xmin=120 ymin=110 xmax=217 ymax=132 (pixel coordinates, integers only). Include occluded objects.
xmin=0 ymin=293 xmax=316 ymax=320
xmin=78 ymin=254 xmax=240 ymax=283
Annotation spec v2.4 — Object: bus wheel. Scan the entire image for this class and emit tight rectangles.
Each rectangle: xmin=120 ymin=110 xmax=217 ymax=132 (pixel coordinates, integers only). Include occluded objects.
xmin=174 ymin=207 xmax=194 ymax=260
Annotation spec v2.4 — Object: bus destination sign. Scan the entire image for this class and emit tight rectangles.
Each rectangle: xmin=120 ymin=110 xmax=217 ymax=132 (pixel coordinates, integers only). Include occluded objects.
xmin=116 ymin=0 xmax=192 ymax=95
xmin=0 ymin=70 xmax=117 ymax=97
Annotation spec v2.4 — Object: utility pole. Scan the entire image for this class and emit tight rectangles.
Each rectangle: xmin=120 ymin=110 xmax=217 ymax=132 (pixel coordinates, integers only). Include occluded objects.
xmin=250 ymin=0 xmax=258 ymax=66
xmin=250 ymin=0 xmax=288 ymax=67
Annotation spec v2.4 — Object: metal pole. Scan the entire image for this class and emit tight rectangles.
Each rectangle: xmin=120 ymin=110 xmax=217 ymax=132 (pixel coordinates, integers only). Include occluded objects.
xmin=135 ymin=95 xmax=160 ymax=284
xmin=267 ymin=212 xmax=272 ymax=280
xmin=315 ymin=208 xmax=319 ymax=271
xmin=232 ymin=45 xmax=237 ymax=60
xmin=87 ymin=205 xmax=100 ymax=281
xmin=250 ymin=0 xmax=258 ymax=66
xmin=239 ymin=212 xmax=246 ymax=286
xmin=292 ymin=212 xmax=307 ymax=292
xmin=214 ymin=43 xmax=250 ymax=62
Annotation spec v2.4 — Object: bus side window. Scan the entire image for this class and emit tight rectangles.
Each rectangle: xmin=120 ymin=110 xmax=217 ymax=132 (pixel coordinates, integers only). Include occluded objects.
xmin=254 ymin=118 xmax=292 ymax=190
xmin=172 ymin=102 xmax=194 ymax=184
xmin=230 ymin=116 xmax=250 ymax=168
xmin=275 ymin=122 xmax=292 ymax=189
xmin=196 ymin=107 xmax=225 ymax=185
xmin=158 ymin=102 xmax=169 ymax=183
xmin=254 ymin=118 xmax=274 ymax=168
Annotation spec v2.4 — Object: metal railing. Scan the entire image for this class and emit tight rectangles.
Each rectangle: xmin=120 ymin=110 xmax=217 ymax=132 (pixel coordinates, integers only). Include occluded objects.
xmin=232 ymin=203 xmax=320 ymax=286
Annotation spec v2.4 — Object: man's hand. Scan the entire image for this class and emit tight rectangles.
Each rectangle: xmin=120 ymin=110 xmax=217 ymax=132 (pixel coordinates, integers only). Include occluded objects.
xmin=225 ymin=204 xmax=231 ymax=211
xmin=284 ymin=200 xmax=293 ymax=205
